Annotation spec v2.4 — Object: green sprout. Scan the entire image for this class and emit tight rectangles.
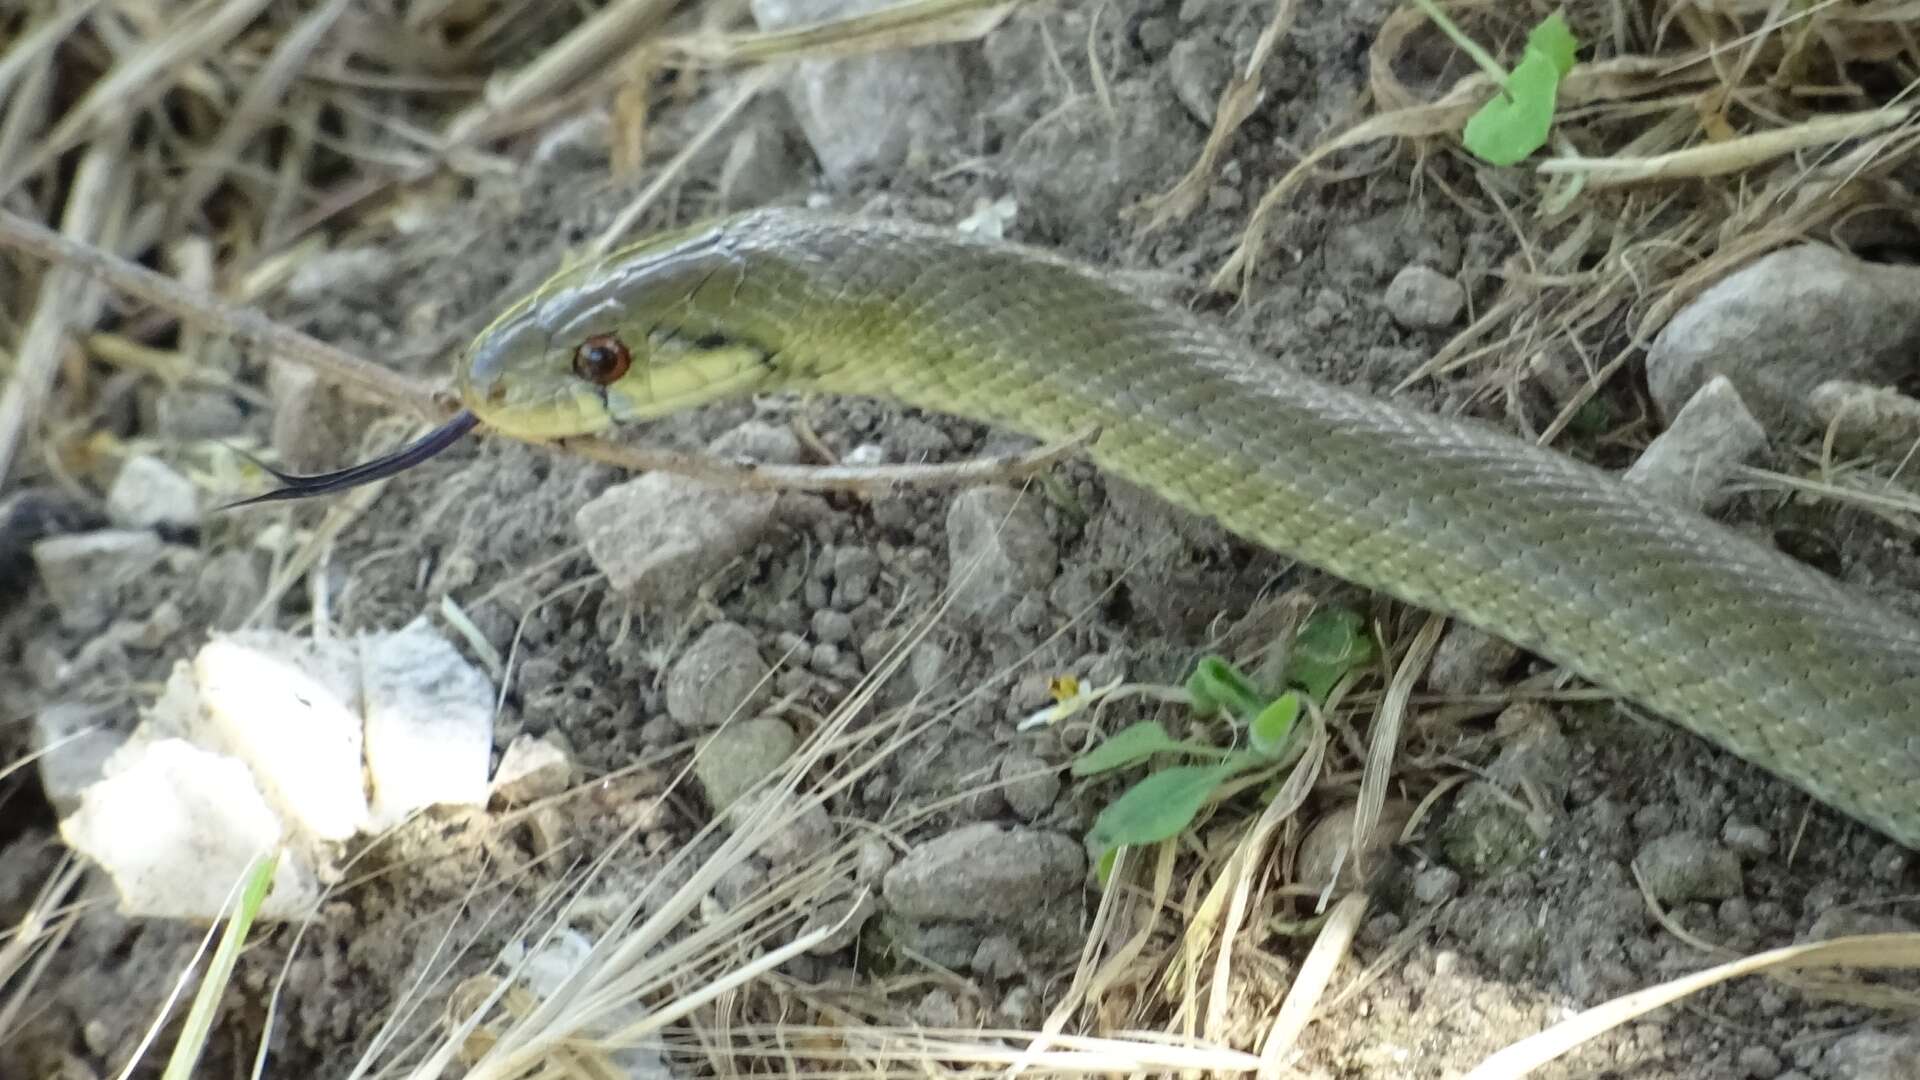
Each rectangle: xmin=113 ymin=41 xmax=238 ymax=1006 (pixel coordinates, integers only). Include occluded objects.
xmin=1413 ymin=2 xmax=1579 ymax=166
xmin=1074 ymin=609 xmax=1376 ymax=879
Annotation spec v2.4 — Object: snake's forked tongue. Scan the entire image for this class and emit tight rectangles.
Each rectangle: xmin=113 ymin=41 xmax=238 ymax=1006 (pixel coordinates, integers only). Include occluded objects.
xmin=222 ymin=410 xmax=481 ymax=508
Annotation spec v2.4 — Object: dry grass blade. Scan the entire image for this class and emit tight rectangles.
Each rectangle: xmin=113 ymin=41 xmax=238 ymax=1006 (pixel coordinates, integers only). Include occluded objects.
xmin=1464 ymin=934 xmax=1920 ymax=1078
xmin=1130 ymin=0 xmax=1300 ymax=232
xmin=664 ymin=0 xmax=1023 ymax=65
xmin=1254 ymin=891 xmax=1368 ymax=1079
xmin=1538 ymin=107 xmax=1915 ymax=187
xmin=1 ymin=0 xmax=277 ymax=194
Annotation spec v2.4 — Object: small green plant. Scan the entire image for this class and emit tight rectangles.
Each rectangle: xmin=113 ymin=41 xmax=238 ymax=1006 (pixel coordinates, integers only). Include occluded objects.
xmin=1075 ymin=609 xmax=1376 ymax=880
xmin=1414 ymin=1 xmax=1579 ymax=166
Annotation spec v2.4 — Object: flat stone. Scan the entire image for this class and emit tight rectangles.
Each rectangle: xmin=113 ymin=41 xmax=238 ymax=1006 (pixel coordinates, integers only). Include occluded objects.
xmin=1385 ymin=265 xmax=1466 ymax=329
xmin=577 ymin=474 xmax=776 ymax=608
xmin=1623 ymin=376 xmax=1767 ymax=511
xmin=105 ymin=455 xmax=199 ymax=529
xmin=666 ymin=621 xmax=773 ymax=729
xmin=694 ymin=717 xmax=798 ymax=811
xmin=883 ymin=823 xmax=1083 ymax=922
xmin=32 ymin=530 xmax=166 ymax=632
xmin=492 ymin=733 xmax=576 ymax=805
xmin=945 ymin=486 xmax=1056 ymax=625
xmin=1636 ymin=831 xmax=1744 ymax=903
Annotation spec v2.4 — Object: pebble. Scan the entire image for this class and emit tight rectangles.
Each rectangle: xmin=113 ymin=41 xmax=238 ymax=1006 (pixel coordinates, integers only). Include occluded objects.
xmin=801 ymin=889 xmax=876 ymax=954
xmin=1296 ymin=800 xmax=1415 ymax=895
xmin=32 ymin=529 xmax=167 ymax=631
xmin=831 ymin=546 xmax=879 ymax=607
xmin=883 ymin=823 xmax=1084 ymax=922
xmin=1166 ymin=37 xmax=1229 ymax=126
xmin=972 ymin=934 xmax=1025 ymax=980
xmin=855 ymin=834 xmax=895 ymax=884
xmin=709 ymin=419 xmax=805 ymax=465
xmin=1008 ymin=80 xmax=1198 ymax=237
xmin=749 ymin=0 xmax=973 ymax=178
xmin=1720 ymin=818 xmax=1776 ymax=858
xmin=811 ymin=608 xmax=853 ymax=645
xmin=998 ymin=750 xmax=1060 ymax=822
xmin=576 ymin=474 xmax=776 ymax=608
xmin=358 ymin=618 xmax=495 ymax=827
xmin=1426 ymin=625 xmax=1520 ymax=695
xmin=1646 ymin=243 xmax=1920 ymax=429
xmin=692 ymin=717 xmax=798 ymax=811
xmin=1735 ymin=1045 xmax=1782 ymax=1078
xmin=1622 ymin=376 xmax=1767 ymax=511
xmin=1821 ymin=1028 xmax=1920 ymax=1080
xmin=1636 ymin=832 xmax=1743 ymax=903
xmin=717 ymin=115 xmax=804 ymax=210
xmin=1385 ymin=265 xmax=1466 ymax=329
xmin=945 ymin=486 xmax=1057 ymax=625
xmin=105 ymin=455 xmax=199 ymax=530
xmin=33 ymin=702 xmax=125 ymax=815
xmin=666 ymin=622 xmax=773 ymax=729
xmin=491 ymin=733 xmax=576 ymax=806
xmin=1412 ymin=864 xmax=1462 ymax=904
xmin=0 ymin=488 xmax=103 ymax=609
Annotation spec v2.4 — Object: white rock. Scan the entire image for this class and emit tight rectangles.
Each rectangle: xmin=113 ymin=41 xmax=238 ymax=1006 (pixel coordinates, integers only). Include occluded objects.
xmin=106 ymin=455 xmax=199 ymax=529
xmin=360 ymin=618 xmax=495 ymax=827
xmin=491 ymin=733 xmax=575 ymax=805
xmin=1623 ymin=376 xmax=1768 ymax=511
xmin=191 ymin=634 xmax=369 ymax=841
xmin=59 ymin=738 xmax=320 ymax=920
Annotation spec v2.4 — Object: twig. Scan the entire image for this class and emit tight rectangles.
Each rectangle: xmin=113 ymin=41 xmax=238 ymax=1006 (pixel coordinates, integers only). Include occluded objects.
xmin=0 ymin=207 xmax=1094 ymax=495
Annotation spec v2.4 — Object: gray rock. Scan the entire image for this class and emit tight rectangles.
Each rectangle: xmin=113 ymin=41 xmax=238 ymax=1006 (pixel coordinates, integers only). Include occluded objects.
xmin=1166 ymin=38 xmax=1229 ymax=125
xmin=811 ymin=608 xmax=853 ymax=645
xmin=717 ymin=117 xmax=804 ymax=209
xmin=1721 ymin=818 xmax=1776 ymax=858
xmin=945 ymin=486 xmax=1056 ymax=624
xmin=745 ymin=794 xmax=834 ymax=865
xmin=1385 ymin=265 xmax=1466 ymax=329
xmin=830 ymin=546 xmax=879 ymax=607
xmin=1822 ymin=1028 xmax=1920 ymax=1080
xmin=693 ymin=717 xmax=798 ymax=811
xmin=1439 ymin=781 xmax=1540 ymax=876
xmin=1808 ymin=380 xmax=1920 ymax=454
xmin=802 ymin=888 xmax=876 ymax=954
xmin=1622 ymin=376 xmax=1767 ymax=511
xmin=1636 ymin=832 xmax=1743 ymax=903
xmin=709 ymin=420 xmax=805 ymax=465
xmin=32 ymin=529 xmax=167 ymax=631
xmin=854 ymin=834 xmax=895 ymax=884
xmin=34 ymin=702 xmax=126 ymax=815
xmin=971 ymin=933 xmax=1025 ymax=979
xmin=998 ymin=750 xmax=1060 ymax=822
xmin=491 ymin=734 xmax=575 ymax=805
xmin=1646 ymin=244 xmax=1920 ymax=429
xmin=153 ymin=388 xmax=246 ymax=441
xmin=1735 ymin=1045 xmax=1781 ymax=1079
xmin=1008 ymin=79 xmax=1199 ymax=237
xmin=1802 ymin=908 xmax=1920 ymax=942
xmin=1296 ymin=800 xmax=1415 ymax=895
xmin=913 ymin=988 xmax=964 ymax=1028
xmin=1486 ymin=703 xmax=1573 ymax=806
xmin=667 ymin=622 xmax=773 ymax=729
xmin=1412 ymin=864 xmax=1462 ymax=904
xmin=883 ymin=822 xmax=1084 ymax=922
xmin=749 ymin=0 xmax=974 ymax=179
xmin=1427 ymin=625 xmax=1520 ymax=695
xmin=576 ymin=475 xmax=776 ymax=608
xmin=105 ymin=456 xmax=198 ymax=530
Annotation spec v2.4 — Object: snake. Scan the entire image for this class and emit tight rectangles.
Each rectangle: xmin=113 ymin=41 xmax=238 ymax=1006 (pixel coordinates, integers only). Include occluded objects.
xmin=252 ymin=208 xmax=1920 ymax=847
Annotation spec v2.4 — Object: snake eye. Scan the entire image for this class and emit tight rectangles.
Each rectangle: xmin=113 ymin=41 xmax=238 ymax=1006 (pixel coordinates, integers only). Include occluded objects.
xmin=571 ymin=334 xmax=631 ymax=385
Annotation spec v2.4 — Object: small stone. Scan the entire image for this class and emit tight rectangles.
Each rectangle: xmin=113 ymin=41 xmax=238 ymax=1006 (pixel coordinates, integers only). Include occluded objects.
xmin=1439 ymin=782 xmax=1540 ymax=876
xmin=831 ymin=546 xmax=880 ymax=607
xmin=1166 ymin=38 xmax=1228 ymax=126
xmin=811 ymin=608 xmax=853 ymax=645
xmin=883 ymin=823 xmax=1084 ymax=923
xmin=998 ymin=750 xmax=1060 ymax=822
xmin=1385 ymin=265 xmax=1466 ymax=329
xmin=717 ymin=118 xmax=803 ymax=210
xmin=33 ymin=702 xmax=126 ymax=815
xmin=1808 ymin=380 xmax=1920 ymax=455
xmin=709 ymin=420 xmax=805 ymax=465
xmin=1821 ymin=1029 xmax=1920 ymax=1080
xmin=0 ymin=488 xmax=103 ymax=608
xmin=1735 ymin=1045 xmax=1781 ymax=1079
xmin=153 ymin=388 xmax=246 ymax=441
xmin=854 ymin=835 xmax=895 ymax=883
xmin=743 ymin=795 xmax=834 ymax=865
xmin=913 ymin=988 xmax=963 ymax=1028
xmin=1427 ymin=625 xmax=1520 ymax=695
xmin=1412 ymin=864 xmax=1462 ymax=904
xmin=693 ymin=717 xmax=797 ymax=811
xmin=1803 ymin=908 xmax=1920 ymax=942
xmin=802 ymin=889 xmax=876 ymax=954
xmin=576 ymin=475 xmax=776 ymax=608
xmin=750 ymin=0 xmax=972 ymax=178
xmin=32 ymin=530 xmax=166 ymax=631
xmin=491 ymin=733 xmax=575 ymax=805
xmin=1647 ymin=244 xmax=1920 ymax=429
xmin=666 ymin=622 xmax=773 ymax=729
xmin=105 ymin=456 xmax=199 ymax=529
xmin=997 ymin=985 xmax=1040 ymax=1027
xmin=1622 ymin=377 xmax=1767 ymax=511
xmin=1296 ymin=800 xmax=1415 ymax=895
xmin=1636 ymin=832 xmax=1743 ymax=903
xmin=639 ymin=715 xmax=681 ymax=747
xmin=1720 ymin=819 xmax=1776 ymax=858
xmin=971 ymin=934 xmax=1025 ymax=980
xmin=945 ymin=486 xmax=1057 ymax=624
xmin=1008 ymin=80 xmax=1198 ymax=238
xmin=359 ymin=619 xmax=495 ymax=826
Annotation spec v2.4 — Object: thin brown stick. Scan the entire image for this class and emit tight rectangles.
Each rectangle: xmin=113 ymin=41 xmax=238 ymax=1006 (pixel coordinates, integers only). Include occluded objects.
xmin=0 ymin=208 xmax=1090 ymax=495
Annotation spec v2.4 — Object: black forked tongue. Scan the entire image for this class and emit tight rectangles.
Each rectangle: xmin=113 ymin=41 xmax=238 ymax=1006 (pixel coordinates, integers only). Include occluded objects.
xmin=222 ymin=410 xmax=481 ymax=509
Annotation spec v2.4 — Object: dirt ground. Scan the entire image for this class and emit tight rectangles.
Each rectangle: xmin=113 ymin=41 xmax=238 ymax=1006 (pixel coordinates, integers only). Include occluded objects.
xmin=6 ymin=0 xmax=1920 ymax=1077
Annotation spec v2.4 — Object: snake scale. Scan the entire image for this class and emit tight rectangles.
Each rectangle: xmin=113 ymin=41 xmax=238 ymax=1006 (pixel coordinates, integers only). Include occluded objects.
xmin=400 ymin=208 xmax=1920 ymax=846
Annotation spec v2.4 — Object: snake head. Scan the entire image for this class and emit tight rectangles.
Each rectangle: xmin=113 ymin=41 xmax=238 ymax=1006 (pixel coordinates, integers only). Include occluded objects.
xmin=458 ymin=220 xmax=782 ymax=440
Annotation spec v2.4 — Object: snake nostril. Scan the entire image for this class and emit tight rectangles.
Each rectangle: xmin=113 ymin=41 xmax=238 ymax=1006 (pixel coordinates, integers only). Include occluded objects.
xmin=485 ymin=381 xmax=508 ymax=405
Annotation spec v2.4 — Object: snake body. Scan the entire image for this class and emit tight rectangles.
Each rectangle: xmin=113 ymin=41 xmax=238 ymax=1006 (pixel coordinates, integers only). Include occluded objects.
xmin=457 ymin=209 xmax=1920 ymax=846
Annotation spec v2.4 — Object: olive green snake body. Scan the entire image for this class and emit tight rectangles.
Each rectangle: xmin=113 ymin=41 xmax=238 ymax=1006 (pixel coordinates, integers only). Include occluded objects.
xmin=454 ymin=209 xmax=1920 ymax=846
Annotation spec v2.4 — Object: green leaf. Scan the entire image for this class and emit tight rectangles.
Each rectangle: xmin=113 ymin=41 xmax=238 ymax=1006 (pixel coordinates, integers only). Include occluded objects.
xmin=1186 ymin=655 xmax=1266 ymax=719
xmin=1528 ymin=11 xmax=1578 ymax=76
xmin=1250 ymin=692 xmax=1301 ymax=756
xmin=1095 ymin=846 xmax=1120 ymax=886
xmin=1287 ymin=608 xmax=1375 ymax=703
xmin=1073 ymin=721 xmax=1183 ymax=777
xmin=1088 ymin=762 xmax=1243 ymax=854
xmin=1463 ymin=45 xmax=1563 ymax=166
